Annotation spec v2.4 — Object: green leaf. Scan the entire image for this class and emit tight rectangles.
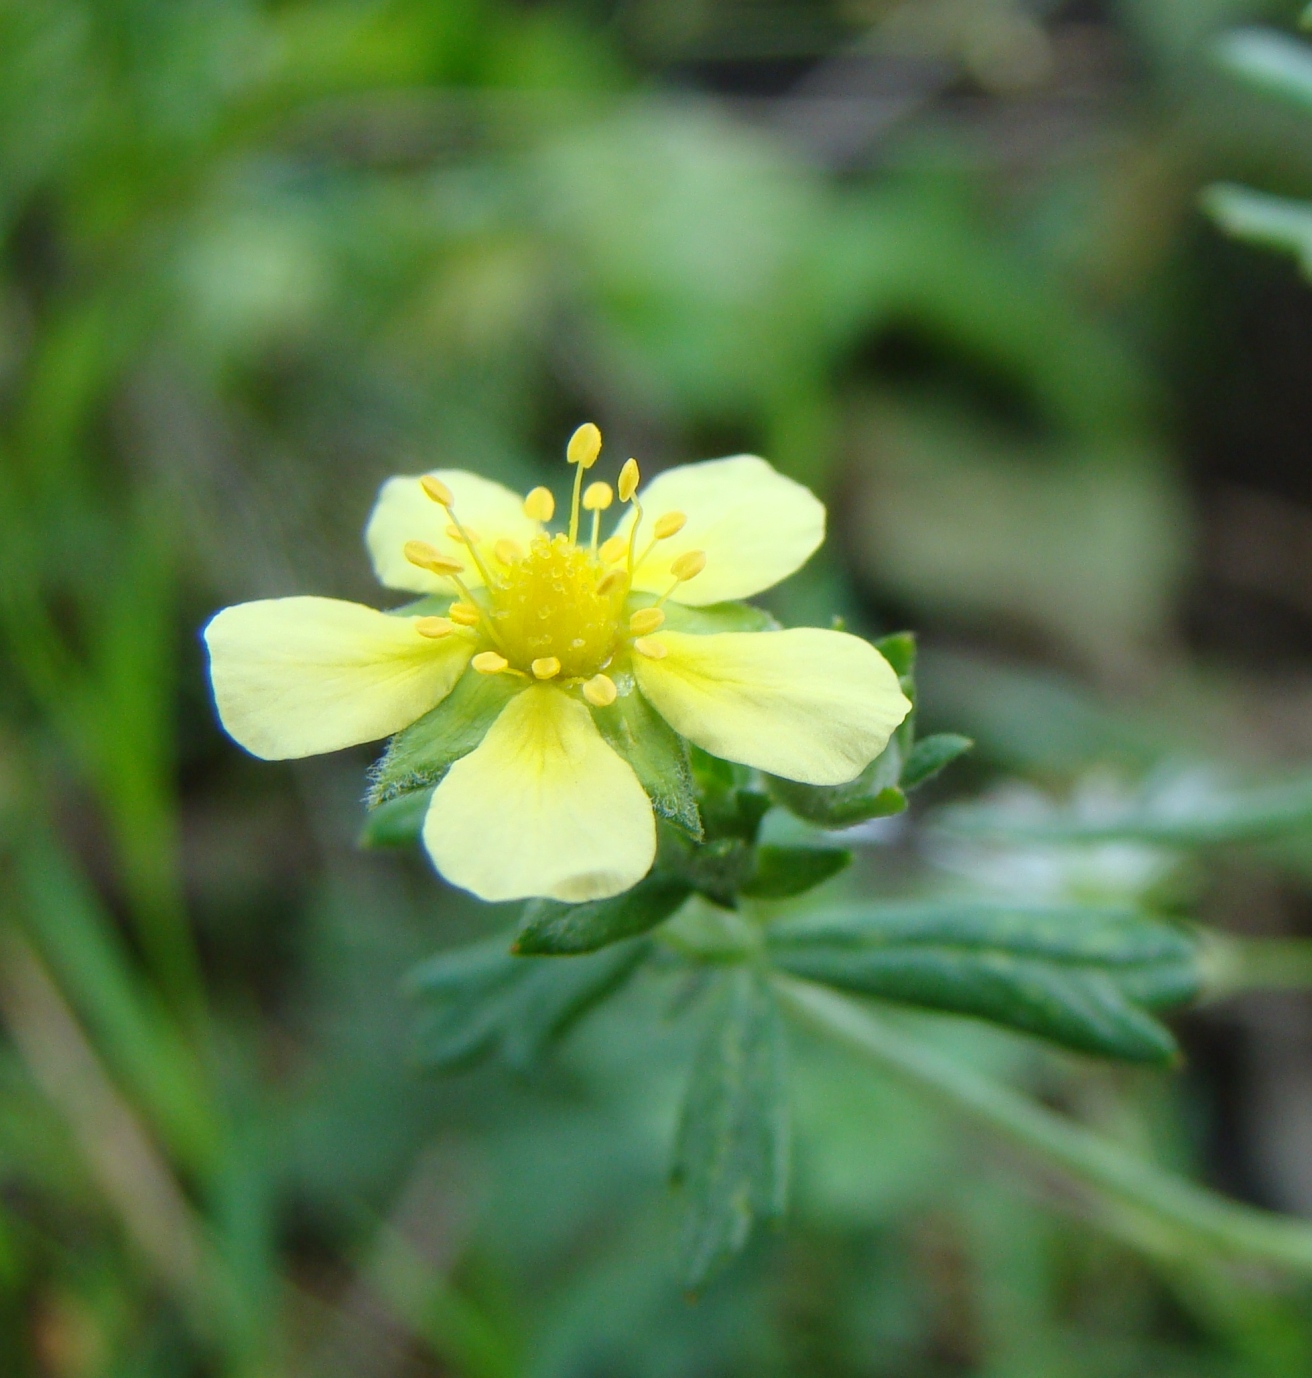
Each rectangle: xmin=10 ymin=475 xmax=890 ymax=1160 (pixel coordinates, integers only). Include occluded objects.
xmin=590 ymin=684 xmax=701 ymax=837
xmin=739 ymin=845 xmax=851 ymax=899
xmin=405 ymin=936 xmax=650 ymax=1072
xmin=1203 ymin=184 xmax=1312 ymax=279
xmin=938 ymin=771 xmax=1312 ymax=847
xmin=767 ymin=902 xmax=1200 ymax=1063
xmin=672 ymin=966 xmax=789 ymax=1289
xmin=368 ymin=669 xmax=520 ymax=806
xmin=901 ymin=733 xmax=973 ymax=791
xmin=1216 ymin=28 xmax=1312 ymax=116
xmin=765 ymin=739 xmax=907 ymax=829
xmin=514 ymin=874 xmax=691 ymax=955
xmin=358 ymin=788 xmax=431 ymax=848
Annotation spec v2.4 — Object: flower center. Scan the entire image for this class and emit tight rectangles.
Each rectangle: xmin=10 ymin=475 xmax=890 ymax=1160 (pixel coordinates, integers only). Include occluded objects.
xmin=489 ymin=533 xmax=625 ymax=678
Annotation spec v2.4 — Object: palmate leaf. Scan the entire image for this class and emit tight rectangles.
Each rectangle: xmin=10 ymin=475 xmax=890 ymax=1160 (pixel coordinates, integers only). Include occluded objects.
xmin=672 ymin=965 xmax=789 ymax=1290
xmin=767 ymin=901 xmax=1200 ymax=1063
xmin=405 ymin=935 xmax=651 ymax=1072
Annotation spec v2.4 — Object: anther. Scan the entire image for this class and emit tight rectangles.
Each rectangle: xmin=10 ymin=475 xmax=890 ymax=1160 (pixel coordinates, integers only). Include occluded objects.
xmin=420 ymin=475 xmax=454 ymax=507
xmin=404 ymin=541 xmax=465 ymax=576
xmin=669 ymin=549 xmax=707 ymax=582
xmin=414 ymin=616 xmax=455 ymax=639
xmin=493 ymin=539 xmax=522 ymax=565
xmin=567 ymin=422 xmax=602 ymax=469
xmin=472 ymin=651 xmax=509 ymax=675
xmin=445 ymin=523 xmax=481 ymax=546
xmin=598 ymin=534 xmax=627 ymax=563
xmin=595 ymin=568 xmax=627 ymax=597
xmin=583 ymin=482 xmax=613 ymax=511
xmin=524 ymin=487 xmax=555 ymax=522
xmin=582 ymin=673 xmax=617 ymax=707
xmin=632 ymin=637 xmax=667 ymax=660
xmin=531 ymin=656 xmax=562 ymax=680
xmin=448 ymin=602 xmax=482 ymax=627
xmin=617 ymin=459 xmax=640 ymax=503
xmin=629 ymin=607 xmax=665 ymax=636
xmin=653 ymin=511 xmax=686 ymax=540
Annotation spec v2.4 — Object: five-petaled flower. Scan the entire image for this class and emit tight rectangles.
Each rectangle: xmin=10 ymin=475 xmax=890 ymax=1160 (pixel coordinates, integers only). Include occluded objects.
xmin=204 ymin=426 xmax=911 ymax=902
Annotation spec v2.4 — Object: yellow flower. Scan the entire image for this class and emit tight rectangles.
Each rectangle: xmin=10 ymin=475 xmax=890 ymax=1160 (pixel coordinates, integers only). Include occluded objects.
xmin=204 ymin=427 xmax=911 ymax=903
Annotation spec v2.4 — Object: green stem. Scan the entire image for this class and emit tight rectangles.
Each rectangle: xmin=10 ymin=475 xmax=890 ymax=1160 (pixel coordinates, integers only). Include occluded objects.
xmin=1198 ymin=933 xmax=1312 ymax=1000
xmin=774 ymin=975 xmax=1312 ymax=1277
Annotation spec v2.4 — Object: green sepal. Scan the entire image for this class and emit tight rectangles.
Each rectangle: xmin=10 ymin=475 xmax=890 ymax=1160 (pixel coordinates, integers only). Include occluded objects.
xmin=657 ymin=827 xmax=754 ymax=908
xmin=405 ymin=935 xmax=650 ymax=1072
xmin=367 ymin=668 xmax=520 ymax=806
xmin=514 ymin=874 xmax=692 ymax=955
xmin=359 ymin=788 xmax=431 ymax=848
xmin=873 ymin=631 xmax=916 ymax=679
xmin=647 ymin=599 xmax=778 ymax=635
xmin=740 ymin=845 xmax=852 ymax=899
xmin=385 ymin=593 xmax=455 ymax=618
xmin=590 ymin=684 xmax=702 ymax=838
xmin=765 ymin=740 xmax=907 ymax=829
xmin=672 ymin=965 xmax=789 ymax=1291
xmin=901 ymin=734 xmax=973 ymax=791
xmin=767 ymin=902 xmax=1201 ymax=1064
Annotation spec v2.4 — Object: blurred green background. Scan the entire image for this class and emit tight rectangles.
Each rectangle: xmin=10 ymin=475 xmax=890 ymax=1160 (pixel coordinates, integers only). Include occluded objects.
xmin=6 ymin=0 xmax=1312 ymax=1373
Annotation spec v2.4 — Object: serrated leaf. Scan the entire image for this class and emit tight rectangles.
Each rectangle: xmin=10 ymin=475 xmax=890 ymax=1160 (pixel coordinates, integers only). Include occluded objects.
xmin=672 ymin=966 xmax=789 ymax=1289
xmin=405 ymin=936 xmax=650 ymax=1072
xmin=766 ymin=738 xmax=907 ymax=829
xmin=1216 ymin=28 xmax=1312 ymax=115
xmin=739 ymin=845 xmax=851 ymax=899
xmin=590 ymin=684 xmax=701 ymax=837
xmin=901 ymin=734 xmax=973 ymax=791
xmin=368 ymin=669 xmax=520 ymax=806
xmin=1203 ymin=184 xmax=1312 ymax=279
xmin=767 ymin=902 xmax=1200 ymax=1063
xmin=514 ymin=874 xmax=691 ymax=955
xmin=359 ymin=788 xmax=431 ymax=847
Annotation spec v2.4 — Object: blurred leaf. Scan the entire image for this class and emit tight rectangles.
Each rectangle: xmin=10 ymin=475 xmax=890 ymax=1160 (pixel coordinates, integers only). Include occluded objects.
xmin=938 ymin=771 xmax=1312 ymax=847
xmin=1216 ymin=28 xmax=1312 ymax=116
xmin=368 ymin=669 xmax=520 ymax=806
xmin=1203 ymin=184 xmax=1312 ymax=280
xmin=358 ymin=788 xmax=432 ymax=848
xmin=902 ymin=734 xmax=974 ymax=791
xmin=514 ymin=875 xmax=691 ymax=955
xmin=767 ymin=902 xmax=1199 ymax=1063
xmin=672 ymin=966 xmax=789 ymax=1289
xmin=406 ymin=936 xmax=650 ymax=1072
xmin=590 ymin=687 xmax=701 ymax=838
xmin=739 ymin=845 xmax=851 ymax=899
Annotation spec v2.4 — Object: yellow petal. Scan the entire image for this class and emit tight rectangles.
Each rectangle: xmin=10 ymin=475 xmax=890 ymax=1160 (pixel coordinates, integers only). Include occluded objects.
xmin=365 ymin=469 xmax=541 ymax=594
xmin=632 ymin=629 xmax=910 ymax=785
xmin=204 ymin=597 xmax=471 ymax=759
xmin=423 ymin=685 xmax=656 ymax=902
xmin=614 ymin=455 xmax=824 ymax=606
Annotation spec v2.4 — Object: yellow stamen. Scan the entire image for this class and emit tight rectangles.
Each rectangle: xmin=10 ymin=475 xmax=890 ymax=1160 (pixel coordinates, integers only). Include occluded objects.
xmin=472 ymin=651 xmax=509 ymax=675
xmin=420 ymin=475 xmax=454 ymax=506
xmin=567 ymin=423 xmax=602 ymax=469
xmin=524 ymin=487 xmax=555 ymax=522
xmin=445 ymin=523 xmax=482 ymax=546
xmin=582 ymin=673 xmax=617 ymax=707
xmin=598 ymin=534 xmax=627 ymax=564
xmin=404 ymin=541 xmax=464 ymax=577
xmin=494 ymin=539 xmax=522 ymax=565
xmin=531 ymin=656 xmax=561 ymax=680
xmin=566 ymin=424 xmax=602 ymax=544
xmin=583 ymin=482 xmax=613 ymax=511
xmin=448 ymin=602 xmax=482 ymax=627
xmin=629 ymin=607 xmax=665 ymax=636
xmin=670 ymin=549 xmax=707 ymax=582
xmin=632 ymin=636 xmax=667 ymax=660
xmin=653 ymin=510 xmax=686 ymax=539
xmin=617 ymin=458 xmax=640 ymax=503
xmin=414 ymin=616 xmax=455 ymax=638
xmin=595 ymin=568 xmax=627 ymax=597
